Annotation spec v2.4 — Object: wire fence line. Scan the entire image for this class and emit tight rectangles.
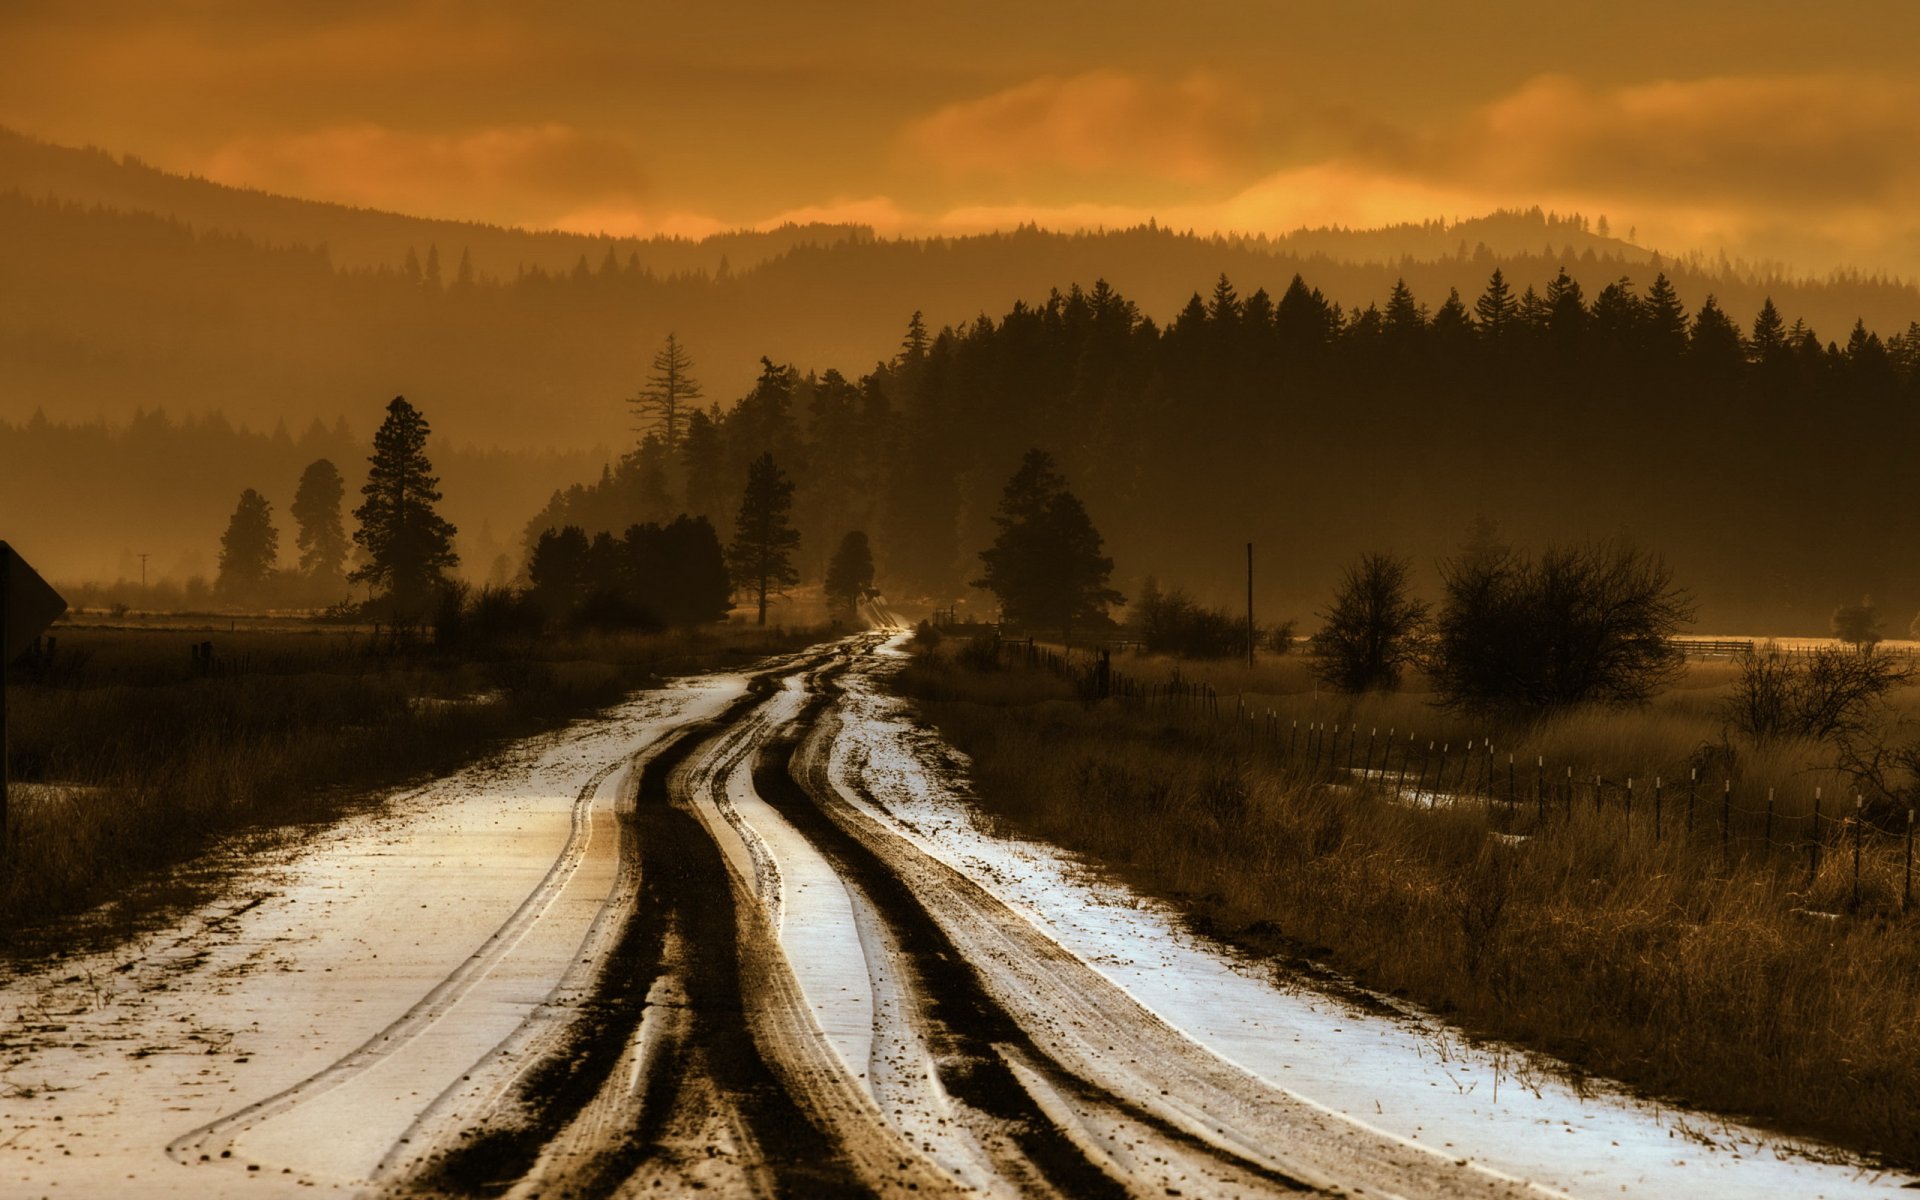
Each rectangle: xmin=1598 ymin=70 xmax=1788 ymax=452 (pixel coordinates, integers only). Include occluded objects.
xmin=983 ymin=635 xmax=1919 ymax=915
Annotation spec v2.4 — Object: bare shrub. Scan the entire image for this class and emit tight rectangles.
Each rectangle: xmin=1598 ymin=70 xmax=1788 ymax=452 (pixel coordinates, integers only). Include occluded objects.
xmin=1724 ymin=642 xmax=1912 ymax=742
xmin=1312 ymin=553 xmax=1427 ymax=693
xmin=1431 ymin=540 xmax=1693 ymax=712
xmin=1133 ymin=583 xmax=1254 ymax=659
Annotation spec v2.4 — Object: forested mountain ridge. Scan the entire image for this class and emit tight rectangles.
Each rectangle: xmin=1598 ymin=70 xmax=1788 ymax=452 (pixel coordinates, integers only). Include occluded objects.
xmin=7 ymin=127 xmax=1920 ymax=630
xmin=7 ymin=124 xmax=1918 ymax=452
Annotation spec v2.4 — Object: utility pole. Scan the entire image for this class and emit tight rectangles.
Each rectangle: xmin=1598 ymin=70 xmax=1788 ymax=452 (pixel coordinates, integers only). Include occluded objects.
xmin=1246 ymin=541 xmax=1255 ymax=670
xmin=137 ymin=552 xmax=149 ymax=608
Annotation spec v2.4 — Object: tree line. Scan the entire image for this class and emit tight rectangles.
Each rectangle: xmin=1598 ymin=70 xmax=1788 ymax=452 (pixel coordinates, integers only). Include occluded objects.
xmin=531 ymin=264 xmax=1920 ymax=633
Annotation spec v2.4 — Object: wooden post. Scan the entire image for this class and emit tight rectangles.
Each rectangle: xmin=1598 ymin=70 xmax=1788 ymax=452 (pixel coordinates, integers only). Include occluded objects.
xmin=1395 ymin=734 xmax=1412 ymax=799
xmin=1722 ymin=779 xmax=1731 ymax=860
xmin=1346 ymin=724 xmax=1358 ymax=776
xmin=1246 ymin=542 xmax=1255 ymax=670
xmin=1625 ymin=778 xmax=1633 ymax=833
xmin=1536 ymin=756 xmax=1545 ymax=823
xmin=1687 ymin=768 xmax=1697 ymax=834
xmin=1363 ymin=727 xmax=1378 ymax=782
xmin=1812 ymin=788 xmax=1823 ymax=880
xmin=1765 ymin=787 xmax=1774 ymax=849
xmin=1853 ymin=795 xmax=1864 ymax=910
xmin=1654 ymin=776 xmax=1663 ymax=842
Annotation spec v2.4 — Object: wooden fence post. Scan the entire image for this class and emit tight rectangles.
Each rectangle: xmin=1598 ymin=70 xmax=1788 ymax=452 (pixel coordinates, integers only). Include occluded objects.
xmin=1654 ymin=776 xmax=1663 ymax=842
xmin=1812 ymin=788 xmax=1823 ymax=881
xmin=1853 ymin=794 xmax=1864 ymax=910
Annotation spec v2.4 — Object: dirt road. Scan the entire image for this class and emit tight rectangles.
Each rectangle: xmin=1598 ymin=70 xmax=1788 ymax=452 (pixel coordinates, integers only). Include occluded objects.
xmin=1 ymin=634 xmax=1910 ymax=1198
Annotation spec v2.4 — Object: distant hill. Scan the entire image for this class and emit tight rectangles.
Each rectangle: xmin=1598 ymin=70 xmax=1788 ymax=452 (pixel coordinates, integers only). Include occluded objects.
xmin=5 ymin=126 xmax=1920 ymax=605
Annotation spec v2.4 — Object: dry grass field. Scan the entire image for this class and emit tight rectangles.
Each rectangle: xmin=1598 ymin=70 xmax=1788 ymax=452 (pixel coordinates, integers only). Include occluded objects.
xmin=1 ymin=616 xmax=822 ymax=945
xmin=895 ymin=635 xmax=1920 ymax=1166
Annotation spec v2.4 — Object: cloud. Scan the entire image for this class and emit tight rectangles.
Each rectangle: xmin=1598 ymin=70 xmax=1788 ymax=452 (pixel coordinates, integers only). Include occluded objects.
xmin=901 ymin=70 xmax=1263 ymax=185
xmin=202 ymin=123 xmax=651 ymax=223
xmin=1457 ymin=73 xmax=1920 ymax=207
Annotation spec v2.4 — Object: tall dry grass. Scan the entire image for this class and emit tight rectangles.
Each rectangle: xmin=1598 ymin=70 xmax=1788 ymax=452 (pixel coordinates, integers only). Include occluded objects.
xmin=896 ymin=644 xmax=1920 ymax=1166
xmin=2 ymin=620 xmax=821 ymax=946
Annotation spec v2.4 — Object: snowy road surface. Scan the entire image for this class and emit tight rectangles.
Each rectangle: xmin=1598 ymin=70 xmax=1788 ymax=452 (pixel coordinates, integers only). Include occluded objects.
xmin=1 ymin=632 xmax=1911 ymax=1197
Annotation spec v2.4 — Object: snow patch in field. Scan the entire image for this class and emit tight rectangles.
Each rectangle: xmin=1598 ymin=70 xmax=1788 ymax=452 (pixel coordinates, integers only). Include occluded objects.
xmin=839 ymin=636 xmax=1915 ymax=1200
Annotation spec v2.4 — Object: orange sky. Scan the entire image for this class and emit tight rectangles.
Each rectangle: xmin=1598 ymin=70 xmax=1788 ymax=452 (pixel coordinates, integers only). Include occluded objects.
xmin=3 ymin=2 xmax=1919 ymax=277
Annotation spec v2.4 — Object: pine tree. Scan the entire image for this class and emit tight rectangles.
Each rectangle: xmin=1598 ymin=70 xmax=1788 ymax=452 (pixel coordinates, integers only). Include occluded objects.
xmin=1750 ymin=298 xmax=1788 ymax=361
xmin=972 ymin=449 xmax=1122 ymax=645
xmin=824 ymin=531 xmax=876 ymax=620
xmin=350 ymin=396 xmax=458 ymax=615
xmin=898 ymin=310 xmax=930 ymax=365
xmin=1473 ymin=268 xmax=1516 ymax=337
xmin=726 ymin=452 xmax=800 ymax=626
xmin=632 ymin=332 xmax=703 ymax=450
xmin=217 ymin=488 xmax=279 ymax=603
xmin=1382 ymin=278 xmax=1426 ymax=347
xmin=1545 ymin=267 xmax=1587 ymax=340
xmin=1642 ymin=273 xmax=1689 ymax=357
xmin=290 ymin=458 xmax=347 ymax=582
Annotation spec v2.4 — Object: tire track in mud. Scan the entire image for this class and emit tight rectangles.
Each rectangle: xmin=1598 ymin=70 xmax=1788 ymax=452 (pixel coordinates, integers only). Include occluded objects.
xmin=400 ymin=649 xmax=949 ymax=1199
xmin=755 ymin=690 xmax=1316 ymax=1199
xmin=787 ymin=653 xmax=1563 ymax=1200
xmin=387 ymin=637 xmax=1555 ymax=1198
xmin=165 ymin=751 xmax=633 ymax=1172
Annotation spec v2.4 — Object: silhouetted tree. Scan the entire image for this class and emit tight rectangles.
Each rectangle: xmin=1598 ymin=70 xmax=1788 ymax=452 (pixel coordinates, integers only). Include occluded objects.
xmin=632 ymin=332 xmax=702 ymax=450
xmin=726 ymin=452 xmax=800 ymax=625
xmin=824 ymin=530 xmax=875 ymax=619
xmin=217 ymin=487 xmax=278 ymax=603
xmin=290 ymin=458 xmax=347 ymax=583
xmin=973 ymin=449 xmax=1122 ymax=644
xmin=350 ymin=396 xmax=458 ymax=615
xmin=528 ymin=525 xmax=591 ymax=621
xmin=1314 ymin=553 xmax=1428 ymax=692
xmin=1474 ymin=268 xmax=1516 ymax=338
xmin=1833 ymin=597 xmax=1884 ymax=647
xmin=1432 ymin=541 xmax=1693 ymax=712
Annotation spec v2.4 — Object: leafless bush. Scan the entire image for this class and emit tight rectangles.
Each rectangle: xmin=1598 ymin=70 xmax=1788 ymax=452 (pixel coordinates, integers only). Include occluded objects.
xmin=1725 ymin=642 xmax=1912 ymax=743
xmin=1313 ymin=553 xmax=1427 ymax=692
xmin=1431 ymin=540 xmax=1693 ymax=712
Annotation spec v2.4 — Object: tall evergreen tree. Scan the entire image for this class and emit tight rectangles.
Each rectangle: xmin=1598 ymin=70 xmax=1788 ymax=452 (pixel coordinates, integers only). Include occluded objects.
xmin=632 ymin=332 xmax=703 ymax=450
xmin=290 ymin=458 xmax=347 ymax=582
xmin=726 ymin=452 xmax=800 ymax=625
xmin=350 ymin=396 xmax=458 ymax=615
xmin=1750 ymin=298 xmax=1788 ymax=361
xmin=1473 ymin=268 xmax=1517 ymax=337
xmin=824 ymin=530 xmax=876 ymax=620
xmin=217 ymin=488 xmax=279 ymax=603
xmin=972 ymin=449 xmax=1122 ymax=644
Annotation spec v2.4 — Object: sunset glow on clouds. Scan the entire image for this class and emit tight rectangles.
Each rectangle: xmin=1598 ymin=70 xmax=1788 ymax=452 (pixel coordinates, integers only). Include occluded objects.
xmin=4 ymin=3 xmax=1919 ymax=276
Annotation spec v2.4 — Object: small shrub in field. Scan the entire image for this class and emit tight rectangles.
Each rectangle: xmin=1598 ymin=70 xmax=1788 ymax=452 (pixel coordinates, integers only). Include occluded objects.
xmin=1312 ymin=552 xmax=1427 ymax=692
xmin=1431 ymin=540 xmax=1693 ymax=712
xmin=1131 ymin=579 xmax=1255 ymax=659
xmin=1724 ymin=642 xmax=1912 ymax=742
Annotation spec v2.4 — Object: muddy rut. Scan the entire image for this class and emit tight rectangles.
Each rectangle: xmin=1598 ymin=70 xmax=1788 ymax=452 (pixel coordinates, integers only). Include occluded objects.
xmin=349 ymin=637 xmax=1549 ymax=1200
